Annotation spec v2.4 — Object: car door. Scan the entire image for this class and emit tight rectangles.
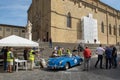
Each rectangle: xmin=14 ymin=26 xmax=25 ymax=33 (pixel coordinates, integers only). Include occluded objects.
xmin=70 ymin=56 xmax=78 ymax=66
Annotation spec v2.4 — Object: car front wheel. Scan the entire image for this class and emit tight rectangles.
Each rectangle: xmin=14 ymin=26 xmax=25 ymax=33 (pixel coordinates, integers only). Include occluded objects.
xmin=64 ymin=63 xmax=70 ymax=70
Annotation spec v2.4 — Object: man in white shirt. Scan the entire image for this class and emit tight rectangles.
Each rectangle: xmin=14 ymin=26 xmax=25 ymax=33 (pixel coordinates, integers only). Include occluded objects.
xmin=95 ymin=44 xmax=105 ymax=69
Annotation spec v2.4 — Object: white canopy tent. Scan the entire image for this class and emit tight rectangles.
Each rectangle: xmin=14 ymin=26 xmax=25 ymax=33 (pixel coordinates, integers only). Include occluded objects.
xmin=0 ymin=35 xmax=39 ymax=47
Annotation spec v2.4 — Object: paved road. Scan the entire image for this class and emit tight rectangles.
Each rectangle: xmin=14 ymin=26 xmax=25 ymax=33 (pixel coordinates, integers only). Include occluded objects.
xmin=0 ymin=55 xmax=120 ymax=80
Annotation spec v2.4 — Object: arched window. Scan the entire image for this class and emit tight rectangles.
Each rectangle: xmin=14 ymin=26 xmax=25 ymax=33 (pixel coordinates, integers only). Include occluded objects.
xmin=109 ymin=24 xmax=112 ymax=35
xmin=101 ymin=21 xmax=104 ymax=33
xmin=67 ymin=12 xmax=71 ymax=28
xmin=113 ymin=25 xmax=116 ymax=35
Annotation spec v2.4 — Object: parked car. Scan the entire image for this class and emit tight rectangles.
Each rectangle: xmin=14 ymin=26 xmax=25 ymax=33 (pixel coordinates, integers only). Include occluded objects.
xmin=47 ymin=55 xmax=83 ymax=70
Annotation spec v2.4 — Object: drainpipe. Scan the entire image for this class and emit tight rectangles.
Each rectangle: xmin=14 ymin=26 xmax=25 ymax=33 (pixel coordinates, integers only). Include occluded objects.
xmin=106 ymin=10 xmax=109 ymax=44
xmin=115 ymin=13 xmax=118 ymax=45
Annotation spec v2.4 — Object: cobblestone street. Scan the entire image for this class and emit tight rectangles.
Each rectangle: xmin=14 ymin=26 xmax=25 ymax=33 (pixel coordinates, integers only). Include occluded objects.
xmin=0 ymin=0 xmax=120 ymax=80
xmin=0 ymin=55 xmax=120 ymax=80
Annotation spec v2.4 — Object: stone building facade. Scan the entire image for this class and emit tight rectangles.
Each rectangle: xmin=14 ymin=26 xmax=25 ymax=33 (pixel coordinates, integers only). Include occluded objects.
xmin=0 ymin=24 xmax=26 ymax=39
xmin=28 ymin=0 xmax=120 ymax=44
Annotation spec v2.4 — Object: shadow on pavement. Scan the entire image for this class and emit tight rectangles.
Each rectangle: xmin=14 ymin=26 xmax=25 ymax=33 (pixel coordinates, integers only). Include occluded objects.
xmin=87 ymin=55 xmax=120 ymax=80
xmin=40 ymin=67 xmax=67 ymax=72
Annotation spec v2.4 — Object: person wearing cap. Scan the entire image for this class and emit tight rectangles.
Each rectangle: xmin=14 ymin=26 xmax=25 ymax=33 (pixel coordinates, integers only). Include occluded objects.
xmin=83 ymin=46 xmax=91 ymax=71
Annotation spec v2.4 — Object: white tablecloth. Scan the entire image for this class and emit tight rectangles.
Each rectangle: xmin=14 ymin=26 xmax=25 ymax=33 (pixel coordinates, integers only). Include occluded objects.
xmin=15 ymin=59 xmax=27 ymax=72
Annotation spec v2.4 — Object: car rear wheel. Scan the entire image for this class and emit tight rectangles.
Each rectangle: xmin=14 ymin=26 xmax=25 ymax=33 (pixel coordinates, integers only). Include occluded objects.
xmin=64 ymin=63 xmax=70 ymax=70
xmin=78 ymin=60 xmax=82 ymax=65
xmin=78 ymin=61 xmax=82 ymax=65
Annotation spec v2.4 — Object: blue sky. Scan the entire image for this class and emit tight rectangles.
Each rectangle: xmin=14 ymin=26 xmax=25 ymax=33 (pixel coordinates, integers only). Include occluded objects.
xmin=0 ymin=0 xmax=32 ymax=26
xmin=101 ymin=0 xmax=120 ymax=10
xmin=0 ymin=0 xmax=120 ymax=26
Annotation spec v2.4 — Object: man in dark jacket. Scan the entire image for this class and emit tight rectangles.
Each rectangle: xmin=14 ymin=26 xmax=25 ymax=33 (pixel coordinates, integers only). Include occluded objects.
xmin=77 ymin=43 xmax=84 ymax=56
xmin=105 ymin=46 xmax=112 ymax=69
xmin=112 ymin=45 xmax=117 ymax=68
xmin=0 ymin=47 xmax=8 ymax=72
xmin=23 ymin=48 xmax=29 ymax=66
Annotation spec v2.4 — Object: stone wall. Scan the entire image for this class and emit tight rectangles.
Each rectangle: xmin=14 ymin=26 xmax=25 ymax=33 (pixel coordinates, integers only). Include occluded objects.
xmin=28 ymin=0 xmax=120 ymax=45
xmin=0 ymin=24 xmax=25 ymax=38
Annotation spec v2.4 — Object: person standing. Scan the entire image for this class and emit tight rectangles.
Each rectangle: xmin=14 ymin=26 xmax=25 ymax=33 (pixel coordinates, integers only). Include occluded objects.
xmin=28 ymin=48 xmax=35 ymax=70
xmin=77 ymin=43 xmax=84 ymax=56
xmin=1 ymin=47 xmax=8 ymax=72
xmin=23 ymin=48 xmax=28 ymax=60
xmin=3 ymin=47 xmax=8 ymax=72
xmin=49 ymin=37 xmax=52 ymax=48
xmin=105 ymin=46 xmax=112 ymax=69
xmin=57 ymin=47 xmax=63 ymax=56
xmin=95 ymin=44 xmax=105 ymax=69
xmin=83 ymin=46 xmax=91 ymax=71
xmin=23 ymin=48 xmax=28 ymax=66
xmin=94 ymin=39 xmax=97 ymax=44
xmin=43 ymin=36 xmax=46 ymax=42
xmin=66 ymin=48 xmax=72 ymax=57
xmin=72 ymin=47 xmax=78 ymax=56
xmin=112 ymin=45 xmax=117 ymax=68
xmin=7 ymin=47 xmax=14 ymax=73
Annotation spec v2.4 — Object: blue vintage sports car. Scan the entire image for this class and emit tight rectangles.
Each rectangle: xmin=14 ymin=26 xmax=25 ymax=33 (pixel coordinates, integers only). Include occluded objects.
xmin=47 ymin=55 xmax=83 ymax=70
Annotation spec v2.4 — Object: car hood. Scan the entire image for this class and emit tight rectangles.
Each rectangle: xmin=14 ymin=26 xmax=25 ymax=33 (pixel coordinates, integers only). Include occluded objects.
xmin=48 ymin=56 xmax=70 ymax=63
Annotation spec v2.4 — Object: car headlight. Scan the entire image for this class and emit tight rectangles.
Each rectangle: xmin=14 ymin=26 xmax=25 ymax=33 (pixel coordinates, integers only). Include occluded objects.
xmin=59 ymin=61 xmax=63 ymax=65
xmin=47 ymin=60 xmax=50 ymax=63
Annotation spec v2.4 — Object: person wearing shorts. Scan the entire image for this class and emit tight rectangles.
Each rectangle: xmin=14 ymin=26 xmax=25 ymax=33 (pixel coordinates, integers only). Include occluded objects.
xmin=7 ymin=47 xmax=14 ymax=73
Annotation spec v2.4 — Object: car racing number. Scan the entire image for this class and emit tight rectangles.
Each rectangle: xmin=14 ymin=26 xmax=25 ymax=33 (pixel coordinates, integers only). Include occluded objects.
xmin=74 ymin=59 xmax=77 ymax=64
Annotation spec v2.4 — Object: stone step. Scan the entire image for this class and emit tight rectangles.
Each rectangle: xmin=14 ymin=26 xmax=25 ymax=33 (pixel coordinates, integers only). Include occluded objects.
xmin=38 ymin=42 xmax=120 ymax=58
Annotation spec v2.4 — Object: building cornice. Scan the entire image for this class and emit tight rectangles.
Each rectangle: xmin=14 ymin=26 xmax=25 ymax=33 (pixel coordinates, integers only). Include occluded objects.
xmin=79 ymin=0 xmax=120 ymax=17
xmin=27 ymin=3 xmax=32 ymax=13
xmin=0 ymin=24 xmax=25 ymax=28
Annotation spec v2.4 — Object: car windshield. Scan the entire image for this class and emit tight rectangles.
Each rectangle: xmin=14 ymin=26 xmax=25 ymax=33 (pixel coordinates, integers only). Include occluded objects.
xmin=61 ymin=54 xmax=69 ymax=57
